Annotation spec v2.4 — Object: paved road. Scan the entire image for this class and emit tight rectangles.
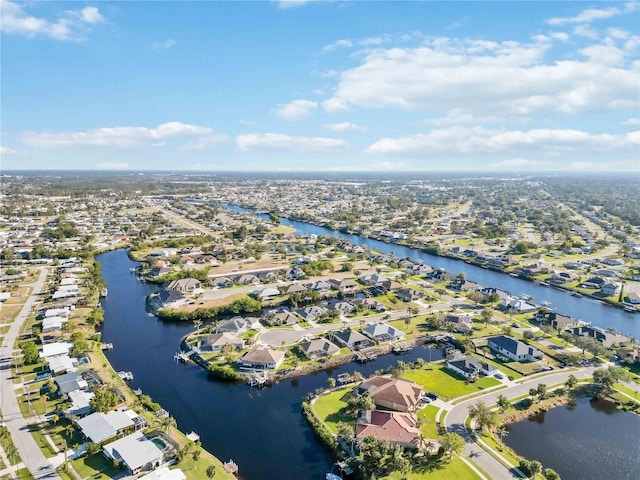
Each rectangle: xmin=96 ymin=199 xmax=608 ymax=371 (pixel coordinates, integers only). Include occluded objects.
xmin=444 ymin=367 xmax=595 ymax=480
xmin=0 ymin=267 xmax=61 ymax=480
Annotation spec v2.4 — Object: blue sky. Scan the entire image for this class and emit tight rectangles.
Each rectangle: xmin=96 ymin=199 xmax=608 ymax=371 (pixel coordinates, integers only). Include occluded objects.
xmin=1 ymin=0 xmax=639 ymax=171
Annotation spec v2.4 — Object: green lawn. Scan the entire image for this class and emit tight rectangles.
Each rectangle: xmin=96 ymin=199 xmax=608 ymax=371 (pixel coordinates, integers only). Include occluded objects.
xmin=401 ymin=366 xmax=500 ymax=401
xmin=382 ymin=455 xmax=481 ymax=479
xmin=417 ymin=404 xmax=439 ymax=438
xmin=312 ymin=387 xmax=354 ymax=434
xmin=71 ymin=454 xmax=118 ymax=479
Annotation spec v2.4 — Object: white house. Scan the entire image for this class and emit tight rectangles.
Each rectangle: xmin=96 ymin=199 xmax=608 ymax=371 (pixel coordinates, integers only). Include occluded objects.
xmin=487 ymin=335 xmax=542 ymax=362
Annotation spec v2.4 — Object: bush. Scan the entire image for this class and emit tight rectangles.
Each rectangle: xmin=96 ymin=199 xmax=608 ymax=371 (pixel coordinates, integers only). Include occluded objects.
xmin=207 ymin=364 xmax=244 ymax=382
xmin=301 ymin=401 xmax=341 ymax=456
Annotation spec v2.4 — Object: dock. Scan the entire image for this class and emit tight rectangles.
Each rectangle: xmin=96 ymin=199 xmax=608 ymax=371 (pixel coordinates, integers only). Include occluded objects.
xmin=223 ymin=459 xmax=239 ymax=476
xmin=355 ymin=351 xmax=378 ymax=363
xmin=174 ymin=351 xmax=192 ymax=363
xmin=117 ymin=371 xmax=134 ymax=381
xmin=392 ymin=342 xmax=412 ymax=354
xmin=99 ymin=288 xmax=108 ymax=298
xmin=186 ymin=431 xmax=200 ymax=442
xmin=100 ymin=343 xmax=113 ymax=350
xmin=337 ymin=373 xmax=352 ymax=385
xmin=247 ymin=371 xmax=270 ymax=388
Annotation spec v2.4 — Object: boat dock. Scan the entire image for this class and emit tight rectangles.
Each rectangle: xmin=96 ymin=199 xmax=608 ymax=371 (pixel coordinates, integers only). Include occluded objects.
xmin=355 ymin=351 xmax=378 ymax=363
xmin=223 ymin=459 xmax=239 ymax=476
xmin=117 ymin=371 xmax=134 ymax=381
xmin=174 ymin=351 xmax=193 ymax=363
xmin=99 ymin=288 xmax=108 ymax=298
xmin=247 ymin=371 xmax=270 ymax=387
xmin=100 ymin=343 xmax=113 ymax=350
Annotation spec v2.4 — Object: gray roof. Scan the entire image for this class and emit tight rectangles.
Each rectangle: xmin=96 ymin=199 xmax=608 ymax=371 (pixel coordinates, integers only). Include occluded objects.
xmin=55 ymin=369 xmax=101 ymax=396
xmin=104 ymin=431 xmax=163 ymax=472
xmin=77 ymin=410 xmax=134 ymax=443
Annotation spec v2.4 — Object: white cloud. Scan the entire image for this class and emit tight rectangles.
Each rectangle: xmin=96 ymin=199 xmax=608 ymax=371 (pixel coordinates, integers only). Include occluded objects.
xmin=152 ymin=39 xmax=176 ymax=50
xmin=276 ymin=0 xmax=314 ymax=10
xmin=365 ymin=126 xmax=636 ymax=158
xmin=22 ymin=122 xmax=218 ymax=149
xmin=322 ymin=39 xmax=353 ymax=52
xmin=0 ymin=145 xmax=16 ymax=155
xmin=324 ymin=122 xmax=366 ymax=132
xmin=580 ymin=40 xmax=626 ymax=66
xmin=236 ymin=133 xmax=347 ymax=151
xmin=549 ymin=32 xmax=570 ymax=42
xmin=546 ymin=2 xmax=639 ymax=26
xmin=0 ymin=0 xmax=104 ymax=41
xmin=179 ymin=134 xmax=228 ymax=150
xmin=619 ymin=118 xmax=640 ymax=126
xmin=323 ymin=37 xmax=639 ymax=117
xmin=274 ymin=99 xmax=317 ymax=121
xmin=96 ymin=162 xmax=129 ymax=170
xmin=487 ymin=158 xmax=549 ymax=169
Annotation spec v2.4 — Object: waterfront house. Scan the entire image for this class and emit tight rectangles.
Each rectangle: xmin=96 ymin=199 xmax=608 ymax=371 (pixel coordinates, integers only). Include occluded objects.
xmin=297 ymin=338 xmax=340 ymax=360
xmin=487 ymin=335 xmax=542 ymax=362
xmin=357 ymin=376 xmax=424 ymax=412
xmin=167 ymin=278 xmax=201 ymax=293
xmin=139 ymin=467 xmax=186 ymax=480
xmin=500 ymin=298 xmax=538 ymax=314
xmin=565 ymin=325 xmax=631 ymax=348
xmin=441 ymin=314 xmax=473 ymax=334
xmin=356 ymin=410 xmax=422 ymax=449
xmin=362 ymin=322 xmax=405 ymax=343
xmin=218 ymin=316 xmax=254 ymax=334
xmin=40 ymin=341 xmax=73 ymax=359
xmin=238 ymin=347 xmax=285 ymax=370
xmin=331 ymin=328 xmax=373 ymax=351
xmin=198 ymin=332 xmax=244 ymax=352
xmin=76 ymin=410 xmax=137 ymax=444
xmin=446 ymin=355 xmax=496 ymax=379
xmin=600 ymin=281 xmax=621 ymax=296
xmin=534 ymin=311 xmax=577 ymax=331
xmin=550 ymin=271 xmax=576 ymax=283
xmin=55 ymin=369 xmax=102 ymax=397
xmin=103 ymin=431 xmax=163 ymax=475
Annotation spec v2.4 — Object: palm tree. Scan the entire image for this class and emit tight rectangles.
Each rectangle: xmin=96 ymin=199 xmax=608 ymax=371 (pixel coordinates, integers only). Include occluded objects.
xmin=193 ymin=319 xmax=203 ymax=337
xmin=161 ymin=415 xmax=177 ymax=432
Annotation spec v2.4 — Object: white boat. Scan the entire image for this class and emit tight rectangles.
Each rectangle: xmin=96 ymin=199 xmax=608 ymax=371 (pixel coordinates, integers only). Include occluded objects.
xmin=326 ymin=474 xmax=342 ymax=480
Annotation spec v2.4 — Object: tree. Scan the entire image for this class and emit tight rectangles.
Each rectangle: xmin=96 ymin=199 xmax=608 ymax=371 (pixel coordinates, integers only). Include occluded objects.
xmin=90 ymin=386 xmax=120 ymax=413
xmin=529 ymin=388 xmax=538 ymax=402
xmin=536 ymin=383 xmax=548 ymax=401
xmin=327 ymin=377 xmax=336 ymax=389
xmin=468 ymin=400 xmax=499 ymax=431
xmin=593 ymin=366 xmax=631 ymax=394
xmin=347 ymin=393 xmax=375 ymax=417
xmin=480 ymin=307 xmax=493 ymax=327
xmin=206 ymin=465 xmax=216 ymax=478
xmin=497 ymin=395 xmax=511 ymax=413
xmin=21 ymin=341 xmax=40 ymax=365
xmin=544 ymin=468 xmax=561 ymax=480
xmin=441 ymin=432 xmax=465 ymax=458
xmin=161 ymin=415 xmax=177 ymax=432
xmin=565 ymin=374 xmax=578 ymax=389
xmin=528 ymin=460 xmax=542 ymax=479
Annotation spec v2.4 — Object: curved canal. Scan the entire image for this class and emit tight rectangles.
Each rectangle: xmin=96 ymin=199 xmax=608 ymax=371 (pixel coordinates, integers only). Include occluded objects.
xmin=503 ymin=397 xmax=640 ymax=480
xmin=98 ymin=249 xmax=445 ymax=480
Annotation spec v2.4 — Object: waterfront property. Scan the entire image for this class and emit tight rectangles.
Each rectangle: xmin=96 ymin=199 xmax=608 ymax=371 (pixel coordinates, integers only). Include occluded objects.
xmin=357 ymin=376 xmax=424 ymax=412
xmin=330 ymin=328 xmax=373 ymax=350
xmin=355 ymin=410 xmax=422 ymax=449
xmin=297 ymin=338 xmax=340 ymax=360
xmin=361 ymin=322 xmax=405 ymax=343
xmin=446 ymin=355 xmax=497 ymax=379
xmin=487 ymin=335 xmax=543 ymax=362
xmin=103 ymin=431 xmax=163 ymax=474
xmin=237 ymin=347 xmax=285 ymax=370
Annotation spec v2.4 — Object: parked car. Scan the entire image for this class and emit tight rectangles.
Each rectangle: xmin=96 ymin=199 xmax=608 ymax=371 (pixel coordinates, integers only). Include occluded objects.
xmin=426 ymin=391 xmax=438 ymax=400
xmin=494 ymin=373 xmax=505 ymax=380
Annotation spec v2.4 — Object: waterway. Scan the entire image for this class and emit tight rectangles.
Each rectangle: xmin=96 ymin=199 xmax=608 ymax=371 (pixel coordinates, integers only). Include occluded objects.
xmin=503 ymin=397 xmax=640 ymax=480
xmin=221 ymin=202 xmax=639 ymax=339
xmin=98 ymin=249 xmax=445 ymax=480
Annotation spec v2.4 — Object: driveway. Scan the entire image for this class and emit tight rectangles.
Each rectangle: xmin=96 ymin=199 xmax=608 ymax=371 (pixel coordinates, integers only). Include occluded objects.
xmin=0 ymin=267 xmax=61 ymax=480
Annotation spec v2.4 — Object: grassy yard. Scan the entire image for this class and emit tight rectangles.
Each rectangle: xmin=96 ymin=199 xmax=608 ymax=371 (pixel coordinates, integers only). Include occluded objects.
xmin=417 ymin=404 xmax=439 ymax=438
xmin=401 ymin=366 xmax=500 ymax=401
xmin=382 ymin=455 xmax=482 ymax=479
xmin=312 ymin=387 xmax=354 ymax=434
xmin=71 ymin=453 xmax=120 ymax=479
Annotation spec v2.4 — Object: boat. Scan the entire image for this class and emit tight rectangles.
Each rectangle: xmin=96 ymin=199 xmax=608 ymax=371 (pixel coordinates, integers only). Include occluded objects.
xmin=117 ymin=371 xmax=134 ymax=381
xmin=326 ymin=475 xmax=342 ymax=480
xmin=571 ymin=292 xmax=582 ymax=298
xmin=99 ymin=288 xmax=108 ymax=298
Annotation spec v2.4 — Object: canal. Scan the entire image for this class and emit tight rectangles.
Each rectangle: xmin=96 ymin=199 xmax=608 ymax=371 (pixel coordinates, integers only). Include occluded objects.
xmin=98 ymin=249 xmax=445 ymax=480
xmin=503 ymin=397 xmax=640 ymax=480
xmin=223 ymin=203 xmax=639 ymax=339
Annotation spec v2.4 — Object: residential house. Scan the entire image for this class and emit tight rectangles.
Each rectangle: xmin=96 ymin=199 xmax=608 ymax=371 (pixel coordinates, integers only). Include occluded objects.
xmin=396 ymin=288 xmax=421 ymax=302
xmin=304 ymin=280 xmax=332 ymax=294
xmin=167 ymin=278 xmax=201 ymax=293
xmin=500 ymin=298 xmax=538 ymax=314
xmin=441 ymin=314 xmax=473 ymax=334
xmin=252 ymin=287 xmax=281 ymax=301
xmin=362 ymin=322 xmax=405 ymax=343
xmin=617 ymin=346 xmax=639 ymax=364
xmin=330 ymin=301 xmax=355 ymax=314
xmin=238 ymin=347 xmax=285 ymax=370
xmin=328 ymin=278 xmax=359 ymax=294
xmin=356 ymin=410 xmax=422 ymax=449
xmin=280 ymin=283 xmax=308 ymax=296
xmin=139 ymin=467 xmax=186 ymax=480
xmin=550 ymin=271 xmax=576 ymax=284
xmin=565 ymin=325 xmax=631 ymax=348
xmin=198 ymin=332 xmax=244 ymax=352
xmin=487 ymin=335 xmax=542 ymax=362
xmin=353 ymin=298 xmax=386 ymax=312
xmin=218 ymin=317 xmax=253 ymax=334
xmin=263 ymin=310 xmax=298 ymax=326
xmin=297 ymin=338 xmax=340 ymax=360
xmin=236 ymin=274 xmax=260 ymax=285
xmin=446 ymin=356 xmax=497 ymax=379
xmin=331 ymin=329 xmax=373 ymax=351
xmin=209 ymin=276 xmax=233 ymax=288
xmin=357 ymin=376 xmax=424 ymax=412
xmin=76 ymin=410 xmax=137 ymax=444
xmin=103 ymin=431 xmax=163 ymax=475
xmin=378 ymin=279 xmax=403 ymax=293
xmin=580 ymin=277 xmax=606 ymax=289
xmin=534 ymin=311 xmax=577 ymax=331
xmin=601 ymin=281 xmax=621 ymax=296
xmin=55 ymin=369 xmax=102 ymax=397
xmin=296 ymin=306 xmax=328 ymax=322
